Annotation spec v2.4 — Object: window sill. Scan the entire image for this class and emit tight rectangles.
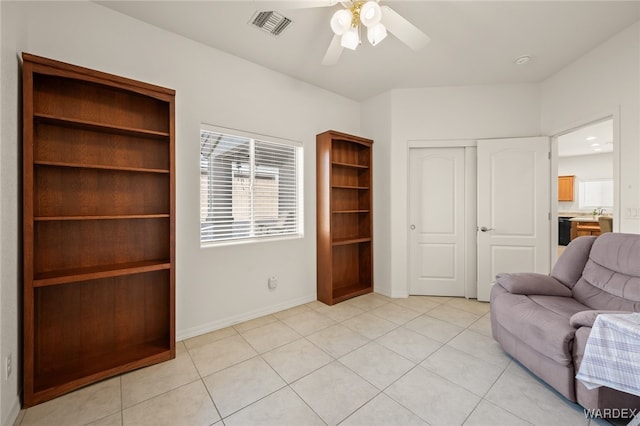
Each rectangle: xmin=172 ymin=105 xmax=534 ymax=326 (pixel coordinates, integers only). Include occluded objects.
xmin=200 ymin=233 xmax=304 ymax=249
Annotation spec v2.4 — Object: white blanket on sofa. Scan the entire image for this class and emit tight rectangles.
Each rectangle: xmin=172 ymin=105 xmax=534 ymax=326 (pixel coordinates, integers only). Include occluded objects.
xmin=576 ymin=313 xmax=640 ymax=396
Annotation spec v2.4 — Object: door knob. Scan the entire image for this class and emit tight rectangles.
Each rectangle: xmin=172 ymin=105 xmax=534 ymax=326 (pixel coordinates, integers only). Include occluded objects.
xmin=480 ymin=226 xmax=494 ymax=232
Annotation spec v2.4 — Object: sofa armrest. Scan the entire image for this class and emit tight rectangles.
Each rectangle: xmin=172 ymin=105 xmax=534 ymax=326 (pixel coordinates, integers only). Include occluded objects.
xmin=569 ymin=310 xmax=635 ymax=328
xmin=496 ymin=272 xmax=572 ymax=297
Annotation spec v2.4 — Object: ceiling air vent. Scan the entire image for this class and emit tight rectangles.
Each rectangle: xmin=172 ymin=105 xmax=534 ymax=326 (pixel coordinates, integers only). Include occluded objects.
xmin=250 ymin=11 xmax=292 ymax=36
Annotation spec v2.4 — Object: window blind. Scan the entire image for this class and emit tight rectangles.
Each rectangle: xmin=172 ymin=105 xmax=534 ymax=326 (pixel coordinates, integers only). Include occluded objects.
xmin=200 ymin=127 xmax=302 ymax=245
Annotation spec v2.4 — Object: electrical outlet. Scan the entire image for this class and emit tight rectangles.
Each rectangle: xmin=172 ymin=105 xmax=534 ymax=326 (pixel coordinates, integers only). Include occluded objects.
xmin=268 ymin=276 xmax=278 ymax=290
xmin=5 ymin=353 xmax=12 ymax=380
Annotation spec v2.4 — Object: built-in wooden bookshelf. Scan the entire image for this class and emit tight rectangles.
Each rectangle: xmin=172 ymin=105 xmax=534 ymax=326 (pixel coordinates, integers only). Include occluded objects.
xmin=22 ymin=53 xmax=175 ymax=406
xmin=316 ymin=130 xmax=373 ymax=305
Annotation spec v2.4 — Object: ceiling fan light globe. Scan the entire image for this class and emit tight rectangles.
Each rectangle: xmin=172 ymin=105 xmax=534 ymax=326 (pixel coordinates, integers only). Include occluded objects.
xmin=367 ymin=23 xmax=387 ymax=46
xmin=330 ymin=9 xmax=352 ymax=35
xmin=360 ymin=1 xmax=382 ymax=27
xmin=341 ymin=27 xmax=360 ymax=50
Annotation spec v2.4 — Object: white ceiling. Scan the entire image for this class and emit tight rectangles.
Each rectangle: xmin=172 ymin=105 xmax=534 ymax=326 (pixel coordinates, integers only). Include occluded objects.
xmin=98 ymin=1 xmax=640 ymax=101
xmin=557 ymin=119 xmax=613 ymax=157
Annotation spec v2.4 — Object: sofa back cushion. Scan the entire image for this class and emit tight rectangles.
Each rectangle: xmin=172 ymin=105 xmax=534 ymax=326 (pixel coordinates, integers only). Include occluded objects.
xmin=551 ymin=236 xmax=596 ymax=288
xmin=572 ymin=233 xmax=640 ymax=311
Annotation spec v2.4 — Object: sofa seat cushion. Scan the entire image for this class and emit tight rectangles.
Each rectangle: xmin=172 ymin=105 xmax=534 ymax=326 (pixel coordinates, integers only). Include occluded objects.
xmin=528 ymin=295 xmax=590 ymax=318
xmin=569 ymin=310 xmax=635 ymax=328
xmin=492 ymin=289 xmax=589 ymax=365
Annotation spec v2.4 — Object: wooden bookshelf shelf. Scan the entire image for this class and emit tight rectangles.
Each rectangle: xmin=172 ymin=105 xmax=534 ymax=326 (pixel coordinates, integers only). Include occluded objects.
xmin=332 ymin=237 xmax=372 ymax=246
xmin=35 ymin=160 xmax=170 ymax=174
xmin=332 ymin=185 xmax=369 ymax=190
xmin=22 ymin=53 xmax=175 ymax=407
xmin=35 ymin=214 xmax=170 ymax=221
xmin=34 ymin=340 xmax=171 ymax=395
xmin=34 ymin=111 xmax=170 ymax=138
xmin=332 ymin=161 xmax=369 ymax=169
xmin=332 ymin=284 xmax=373 ymax=304
xmin=333 ymin=210 xmax=370 ymax=214
xmin=33 ymin=260 xmax=172 ymax=287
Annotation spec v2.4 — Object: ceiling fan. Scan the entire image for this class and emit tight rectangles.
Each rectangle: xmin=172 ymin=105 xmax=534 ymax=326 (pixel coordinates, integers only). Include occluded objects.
xmin=289 ymin=0 xmax=430 ymax=65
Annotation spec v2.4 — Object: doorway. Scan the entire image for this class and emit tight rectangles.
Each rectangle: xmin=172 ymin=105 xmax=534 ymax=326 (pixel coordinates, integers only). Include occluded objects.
xmin=554 ymin=118 xmax=615 ymax=260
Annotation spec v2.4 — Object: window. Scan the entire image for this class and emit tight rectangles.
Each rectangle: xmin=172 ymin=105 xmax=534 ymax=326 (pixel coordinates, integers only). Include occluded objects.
xmin=200 ymin=126 xmax=303 ymax=245
xmin=579 ymin=179 xmax=613 ymax=208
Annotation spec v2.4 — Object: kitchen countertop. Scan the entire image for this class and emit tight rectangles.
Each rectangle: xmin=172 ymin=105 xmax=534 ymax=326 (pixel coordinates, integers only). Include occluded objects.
xmin=569 ymin=217 xmax=599 ymax=222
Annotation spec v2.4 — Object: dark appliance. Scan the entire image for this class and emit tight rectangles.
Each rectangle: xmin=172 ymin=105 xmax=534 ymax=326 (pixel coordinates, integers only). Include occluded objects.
xmin=558 ymin=216 xmax=573 ymax=246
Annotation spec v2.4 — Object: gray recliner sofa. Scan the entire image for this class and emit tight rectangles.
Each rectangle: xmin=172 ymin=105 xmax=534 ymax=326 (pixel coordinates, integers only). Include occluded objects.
xmin=491 ymin=232 xmax=640 ymax=412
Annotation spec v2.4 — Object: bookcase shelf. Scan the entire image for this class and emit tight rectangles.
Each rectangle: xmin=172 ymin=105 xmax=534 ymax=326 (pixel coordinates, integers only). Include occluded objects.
xmin=332 ymin=237 xmax=372 ymax=246
xmin=333 ymin=210 xmax=370 ymax=214
xmin=22 ymin=53 xmax=175 ymax=407
xmin=332 ymin=161 xmax=369 ymax=169
xmin=317 ymin=130 xmax=373 ymax=305
xmin=35 ymin=161 xmax=170 ymax=174
xmin=34 ymin=113 xmax=170 ymax=138
xmin=33 ymin=260 xmax=172 ymax=287
xmin=34 ymin=340 xmax=170 ymax=395
xmin=332 ymin=185 xmax=369 ymax=190
xmin=35 ymin=214 xmax=170 ymax=221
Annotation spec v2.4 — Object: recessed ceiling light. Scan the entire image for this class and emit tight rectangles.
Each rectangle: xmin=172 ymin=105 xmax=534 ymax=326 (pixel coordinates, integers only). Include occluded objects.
xmin=594 ymin=148 xmax=602 ymax=152
xmin=586 ymin=136 xmax=597 ymax=141
xmin=591 ymin=143 xmax=600 ymax=147
xmin=514 ymin=55 xmax=531 ymax=65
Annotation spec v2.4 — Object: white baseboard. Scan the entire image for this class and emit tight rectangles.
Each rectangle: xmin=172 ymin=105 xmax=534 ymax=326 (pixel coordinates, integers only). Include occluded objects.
xmin=3 ymin=394 xmax=21 ymax=426
xmin=176 ymin=294 xmax=317 ymax=341
xmin=374 ymin=286 xmax=407 ymax=299
xmin=377 ymin=287 xmax=408 ymax=298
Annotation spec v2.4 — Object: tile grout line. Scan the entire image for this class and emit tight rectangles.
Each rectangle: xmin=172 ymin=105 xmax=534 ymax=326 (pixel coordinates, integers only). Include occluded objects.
xmin=286 ymin=383 xmax=329 ymax=426
xmin=120 ymin=376 xmax=124 ymax=426
xmin=373 ymin=363 xmax=432 ymax=423
xmin=268 ymin=297 xmax=395 ymax=425
xmin=476 ymin=358 xmax=540 ymax=425
xmin=211 ymin=342 xmax=329 ymax=425
xmin=20 ymin=296 xmax=567 ymax=426
xmin=181 ymin=344 xmax=220 ymax=419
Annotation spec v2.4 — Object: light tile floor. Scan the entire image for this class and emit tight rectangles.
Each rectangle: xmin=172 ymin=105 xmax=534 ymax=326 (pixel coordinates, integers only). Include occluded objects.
xmin=15 ymin=294 xmax=614 ymax=426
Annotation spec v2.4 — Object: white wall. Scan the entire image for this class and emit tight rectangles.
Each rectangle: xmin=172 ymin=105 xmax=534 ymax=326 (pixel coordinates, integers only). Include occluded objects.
xmin=360 ymin=92 xmax=392 ymax=296
xmin=558 ymin=153 xmax=614 ymax=212
xmin=0 ymin=1 xmax=3 ymax=424
xmin=372 ymin=84 xmax=541 ymax=298
xmin=1 ymin=2 xmax=23 ymax=423
xmin=0 ymin=1 xmax=360 ymax=421
xmin=0 ymin=0 xmax=4 ymax=421
xmin=541 ymin=22 xmax=640 ymax=232
xmin=362 ymin=17 xmax=640 ymax=300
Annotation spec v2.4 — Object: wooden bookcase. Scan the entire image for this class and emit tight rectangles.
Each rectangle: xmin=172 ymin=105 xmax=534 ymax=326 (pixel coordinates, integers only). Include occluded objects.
xmin=22 ymin=53 xmax=175 ymax=406
xmin=316 ymin=130 xmax=373 ymax=305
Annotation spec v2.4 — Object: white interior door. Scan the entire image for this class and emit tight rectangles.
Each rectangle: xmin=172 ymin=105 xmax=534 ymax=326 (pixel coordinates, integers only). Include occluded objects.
xmin=477 ymin=137 xmax=551 ymax=301
xmin=409 ymin=147 xmax=466 ymax=296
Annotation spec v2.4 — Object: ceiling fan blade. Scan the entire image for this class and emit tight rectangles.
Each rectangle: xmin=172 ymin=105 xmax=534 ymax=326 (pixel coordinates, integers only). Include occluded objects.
xmin=322 ymin=34 xmax=344 ymax=66
xmin=380 ymin=5 xmax=430 ymax=51
xmin=283 ymin=0 xmax=339 ymax=9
